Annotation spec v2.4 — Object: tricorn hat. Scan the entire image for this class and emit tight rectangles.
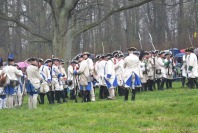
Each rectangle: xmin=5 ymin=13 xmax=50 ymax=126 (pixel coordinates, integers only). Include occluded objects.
xmin=44 ymin=59 xmax=52 ymax=64
xmin=70 ymin=60 xmax=78 ymax=64
xmin=83 ymin=52 xmax=91 ymax=56
xmin=27 ymin=57 xmax=38 ymax=62
xmin=128 ymin=47 xmax=137 ymax=51
xmin=52 ymin=58 xmax=59 ymax=62
xmin=105 ymin=53 xmax=113 ymax=58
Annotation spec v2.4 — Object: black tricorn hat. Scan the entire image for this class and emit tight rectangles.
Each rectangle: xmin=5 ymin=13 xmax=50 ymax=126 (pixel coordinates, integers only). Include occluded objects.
xmin=83 ymin=52 xmax=91 ymax=56
xmin=128 ymin=47 xmax=137 ymax=51
xmin=105 ymin=53 xmax=113 ymax=58
xmin=38 ymin=58 xmax=43 ymax=63
xmin=70 ymin=60 xmax=78 ymax=64
xmin=158 ymin=51 xmax=165 ymax=55
xmin=52 ymin=58 xmax=59 ymax=62
xmin=152 ymin=50 xmax=159 ymax=54
xmin=188 ymin=47 xmax=194 ymax=52
xmin=112 ymin=51 xmax=119 ymax=57
xmin=144 ymin=51 xmax=150 ymax=55
xmin=27 ymin=57 xmax=38 ymax=62
xmin=44 ymin=59 xmax=52 ymax=64
xmin=118 ymin=54 xmax=124 ymax=58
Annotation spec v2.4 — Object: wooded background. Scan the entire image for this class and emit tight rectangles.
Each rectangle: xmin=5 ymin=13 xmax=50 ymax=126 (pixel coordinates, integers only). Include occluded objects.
xmin=0 ymin=0 xmax=197 ymax=62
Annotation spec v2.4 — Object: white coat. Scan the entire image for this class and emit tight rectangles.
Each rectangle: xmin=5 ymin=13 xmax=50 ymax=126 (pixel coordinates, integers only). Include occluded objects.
xmin=104 ymin=59 xmax=117 ymax=89
xmin=186 ymin=53 xmax=198 ymax=78
xmin=26 ymin=65 xmax=42 ymax=89
xmin=123 ymin=53 xmax=141 ymax=88
xmin=97 ymin=60 xmax=107 ymax=86
xmin=156 ymin=57 xmax=167 ymax=78
xmin=114 ymin=59 xmax=124 ymax=86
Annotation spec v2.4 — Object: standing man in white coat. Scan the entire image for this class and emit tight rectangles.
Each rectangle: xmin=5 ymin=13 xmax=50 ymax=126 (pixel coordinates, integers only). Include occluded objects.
xmin=74 ymin=54 xmax=91 ymax=102
xmin=123 ymin=47 xmax=141 ymax=101
xmin=67 ymin=60 xmax=78 ymax=100
xmin=156 ymin=51 xmax=170 ymax=90
xmin=186 ymin=48 xmax=198 ymax=88
xmin=82 ymin=52 xmax=96 ymax=102
xmin=0 ymin=58 xmax=6 ymax=109
xmin=52 ymin=58 xmax=63 ymax=103
xmin=26 ymin=57 xmax=42 ymax=109
xmin=104 ymin=53 xmax=118 ymax=100
xmin=3 ymin=54 xmax=23 ymax=108
xmin=39 ymin=58 xmax=52 ymax=104
xmin=114 ymin=53 xmax=124 ymax=96
xmin=97 ymin=55 xmax=109 ymax=99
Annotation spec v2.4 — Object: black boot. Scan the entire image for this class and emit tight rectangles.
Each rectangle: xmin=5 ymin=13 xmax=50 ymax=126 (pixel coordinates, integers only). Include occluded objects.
xmin=83 ymin=90 xmax=87 ymax=102
xmin=124 ymin=88 xmax=129 ymax=101
xmin=131 ymin=88 xmax=137 ymax=101
xmin=99 ymin=86 xmax=104 ymax=99
xmin=189 ymin=78 xmax=194 ymax=89
xmin=104 ymin=86 xmax=109 ymax=98
xmin=61 ymin=90 xmax=67 ymax=103
xmin=64 ymin=88 xmax=68 ymax=98
xmin=166 ymin=79 xmax=169 ymax=89
xmin=39 ymin=93 xmax=45 ymax=104
xmin=153 ymin=80 xmax=156 ymax=90
xmin=169 ymin=79 xmax=172 ymax=89
xmin=156 ymin=79 xmax=161 ymax=90
xmin=51 ymin=91 xmax=55 ymax=104
xmin=194 ymin=78 xmax=198 ymax=88
xmin=86 ymin=90 xmax=91 ymax=102
xmin=161 ymin=78 xmax=166 ymax=90
xmin=148 ymin=80 xmax=153 ymax=91
xmin=181 ymin=77 xmax=186 ymax=87
xmin=142 ymin=83 xmax=147 ymax=91
xmin=56 ymin=91 xmax=61 ymax=103
xmin=46 ymin=92 xmax=52 ymax=104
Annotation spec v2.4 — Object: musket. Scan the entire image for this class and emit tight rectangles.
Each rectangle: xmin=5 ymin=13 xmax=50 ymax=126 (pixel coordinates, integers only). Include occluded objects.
xmin=138 ymin=33 xmax=143 ymax=50
xmin=49 ymin=55 xmax=54 ymax=91
xmin=188 ymin=30 xmax=194 ymax=48
xmin=73 ymin=73 xmax=78 ymax=103
xmin=148 ymin=32 xmax=156 ymax=51
xmin=37 ymin=51 xmax=41 ymax=104
xmin=102 ymin=43 xmax=105 ymax=54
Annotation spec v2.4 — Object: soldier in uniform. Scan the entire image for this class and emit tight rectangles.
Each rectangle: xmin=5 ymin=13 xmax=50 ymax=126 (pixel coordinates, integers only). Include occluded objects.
xmin=165 ymin=52 xmax=174 ymax=89
xmin=59 ymin=59 xmax=67 ymax=103
xmin=156 ymin=51 xmax=170 ymax=90
xmin=39 ymin=58 xmax=52 ymax=104
xmin=147 ymin=52 xmax=155 ymax=91
xmin=74 ymin=54 xmax=91 ymax=102
xmin=26 ymin=57 xmax=42 ymax=109
xmin=0 ymin=58 xmax=7 ymax=109
xmin=44 ymin=59 xmax=54 ymax=103
xmin=52 ymin=58 xmax=64 ymax=103
xmin=82 ymin=52 xmax=95 ymax=102
xmin=14 ymin=64 xmax=24 ymax=107
xmin=67 ymin=60 xmax=78 ymax=100
xmin=3 ymin=54 xmax=23 ymax=108
xmin=114 ymin=53 xmax=124 ymax=96
xmin=151 ymin=50 xmax=159 ymax=90
xmin=104 ymin=53 xmax=118 ymax=100
xmin=186 ymin=48 xmax=198 ymax=88
xmin=97 ymin=54 xmax=109 ymax=99
xmin=140 ymin=52 xmax=150 ymax=91
xmin=181 ymin=51 xmax=188 ymax=87
xmin=123 ymin=47 xmax=141 ymax=101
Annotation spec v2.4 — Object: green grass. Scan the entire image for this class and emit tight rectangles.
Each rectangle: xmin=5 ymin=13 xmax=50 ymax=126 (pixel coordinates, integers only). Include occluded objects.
xmin=0 ymin=82 xmax=198 ymax=133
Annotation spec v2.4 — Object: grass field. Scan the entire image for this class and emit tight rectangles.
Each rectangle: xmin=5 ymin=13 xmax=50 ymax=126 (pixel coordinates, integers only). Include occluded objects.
xmin=0 ymin=82 xmax=198 ymax=133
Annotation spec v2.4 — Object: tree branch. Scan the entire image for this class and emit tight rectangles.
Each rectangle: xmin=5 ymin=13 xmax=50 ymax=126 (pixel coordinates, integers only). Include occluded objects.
xmin=0 ymin=12 xmax=52 ymax=43
xmin=74 ymin=0 xmax=153 ymax=38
